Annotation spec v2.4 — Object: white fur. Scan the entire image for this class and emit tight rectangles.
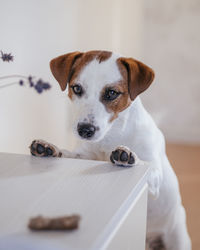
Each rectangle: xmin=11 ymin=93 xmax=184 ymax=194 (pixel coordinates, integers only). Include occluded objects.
xmin=70 ymin=54 xmax=122 ymax=142
xmin=36 ymin=54 xmax=191 ymax=249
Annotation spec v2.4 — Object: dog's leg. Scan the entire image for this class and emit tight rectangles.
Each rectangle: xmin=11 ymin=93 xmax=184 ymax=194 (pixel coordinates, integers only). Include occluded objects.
xmin=146 ymin=235 xmax=166 ymax=250
xmin=146 ymin=206 xmax=191 ymax=250
xmin=30 ymin=139 xmax=94 ymax=159
xmin=30 ymin=139 xmax=83 ymax=159
xmin=162 ymin=206 xmax=191 ymax=250
xmin=110 ymin=146 xmax=163 ymax=199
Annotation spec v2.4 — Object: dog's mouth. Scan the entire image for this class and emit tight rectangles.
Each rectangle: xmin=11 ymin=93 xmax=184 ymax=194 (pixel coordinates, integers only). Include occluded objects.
xmin=77 ymin=122 xmax=99 ymax=140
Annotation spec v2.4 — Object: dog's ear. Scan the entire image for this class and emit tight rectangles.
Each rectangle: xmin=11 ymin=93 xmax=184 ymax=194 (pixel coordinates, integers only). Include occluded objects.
xmin=118 ymin=57 xmax=155 ymax=100
xmin=50 ymin=52 xmax=83 ymax=91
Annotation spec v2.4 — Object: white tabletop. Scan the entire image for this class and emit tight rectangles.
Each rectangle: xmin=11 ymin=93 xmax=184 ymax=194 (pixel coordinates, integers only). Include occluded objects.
xmin=0 ymin=153 xmax=149 ymax=250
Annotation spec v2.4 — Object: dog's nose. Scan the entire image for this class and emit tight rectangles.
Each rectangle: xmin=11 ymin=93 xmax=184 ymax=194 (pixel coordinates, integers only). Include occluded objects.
xmin=77 ymin=123 xmax=96 ymax=139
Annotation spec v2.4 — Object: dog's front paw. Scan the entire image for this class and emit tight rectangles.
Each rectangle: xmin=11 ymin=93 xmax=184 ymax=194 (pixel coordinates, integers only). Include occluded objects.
xmin=30 ymin=139 xmax=62 ymax=157
xmin=110 ymin=146 xmax=138 ymax=167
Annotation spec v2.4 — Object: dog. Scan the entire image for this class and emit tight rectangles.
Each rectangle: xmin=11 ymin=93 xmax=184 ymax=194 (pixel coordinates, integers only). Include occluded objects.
xmin=30 ymin=50 xmax=191 ymax=250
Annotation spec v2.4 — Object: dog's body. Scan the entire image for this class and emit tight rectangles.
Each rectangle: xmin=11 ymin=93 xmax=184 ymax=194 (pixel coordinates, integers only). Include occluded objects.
xmin=31 ymin=51 xmax=191 ymax=250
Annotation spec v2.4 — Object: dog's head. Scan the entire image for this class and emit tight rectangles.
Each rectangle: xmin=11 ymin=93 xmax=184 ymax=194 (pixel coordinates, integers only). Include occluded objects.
xmin=50 ymin=50 xmax=154 ymax=141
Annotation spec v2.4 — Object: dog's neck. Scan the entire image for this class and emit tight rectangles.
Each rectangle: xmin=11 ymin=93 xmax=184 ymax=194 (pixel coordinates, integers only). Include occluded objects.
xmin=101 ymin=97 xmax=148 ymax=141
xmin=113 ymin=97 xmax=147 ymax=130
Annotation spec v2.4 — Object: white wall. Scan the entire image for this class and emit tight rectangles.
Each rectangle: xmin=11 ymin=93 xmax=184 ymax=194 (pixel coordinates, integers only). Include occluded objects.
xmin=140 ymin=0 xmax=200 ymax=144
xmin=0 ymin=0 xmax=142 ymax=154
xmin=75 ymin=0 xmax=142 ymax=57
xmin=0 ymin=0 xmax=79 ymax=154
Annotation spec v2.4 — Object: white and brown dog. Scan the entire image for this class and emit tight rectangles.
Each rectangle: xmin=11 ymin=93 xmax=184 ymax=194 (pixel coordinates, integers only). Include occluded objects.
xmin=30 ymin=50 xmax=191 ymax=250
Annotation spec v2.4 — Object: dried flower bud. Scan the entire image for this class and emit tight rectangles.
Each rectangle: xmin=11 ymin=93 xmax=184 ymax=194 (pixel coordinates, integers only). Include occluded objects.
xmin=42 ymin=82 xmax=51 ymax=90
xmin=19 ymin=80 xmax=24 ymax=86
xmin=0 ymin=51 xmax=14 ymax=62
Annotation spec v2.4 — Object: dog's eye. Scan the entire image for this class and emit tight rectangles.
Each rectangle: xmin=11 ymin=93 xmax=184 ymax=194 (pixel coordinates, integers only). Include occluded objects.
xmin=71 ymin=84 xmax=83 ymax=96
xmin=103 ymin=89 xmax=120 ymax=101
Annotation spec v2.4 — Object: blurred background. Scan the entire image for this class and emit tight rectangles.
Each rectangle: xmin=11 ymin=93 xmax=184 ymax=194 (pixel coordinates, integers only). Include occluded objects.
xmin=0 ymin=0 xmax=199 ymax=248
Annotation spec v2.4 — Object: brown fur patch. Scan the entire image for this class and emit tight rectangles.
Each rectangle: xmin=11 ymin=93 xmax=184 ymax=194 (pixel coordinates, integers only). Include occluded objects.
xmin=68 ymin=50 xmax=112 ymax=99
xmin=100 ymin=58 xmax=132 ymax=122
xmin=147 ymin=236 xmax=166 ymax=250
xmin=50 ymin=52 xmax=83 ymax=91
xmin=96 ymin=51 xmax=112 ymax=63
xmin=102 ymin=55 xmax=154 ymax=123
xmin=100 ymin=80 xmax=132 ymax=122
xmin=117 ymin=57 xmax=155 ymax=101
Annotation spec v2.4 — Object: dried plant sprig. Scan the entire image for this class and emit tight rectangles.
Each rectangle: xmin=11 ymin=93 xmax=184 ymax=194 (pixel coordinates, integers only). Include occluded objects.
xmin=0 ymin=75 xmax=51 ymax=94
xmin=0 ymin=51 xmax=14 ymax=62
xmin=23 ymin=77 xmax=51 ymax=94
xmin=0 ymin=75 xmax=34 ymax=88
xmin=0 ymin=75 xmax=29 ymax=81
xmin=0 ymin=50 xmax=52 ymax=94
xmin=0 ymin=81 xmax=20 ymax=89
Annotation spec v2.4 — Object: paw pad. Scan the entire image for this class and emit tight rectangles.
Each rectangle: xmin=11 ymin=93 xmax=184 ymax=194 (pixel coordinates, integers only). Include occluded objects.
xmin=110 ymin=146 xmax=137 ymax=167
xmin=36 ymin=144 xmax=45 ymax=154
xmin=30 ymin=140 xmax=57 ymax=157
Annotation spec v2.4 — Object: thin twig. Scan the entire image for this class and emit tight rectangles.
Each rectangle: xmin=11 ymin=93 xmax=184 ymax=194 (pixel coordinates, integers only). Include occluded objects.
xmin=0 ymin=81 xmax=20 ymax=89
xmin=0 ymin=75 xmax=33 ymax=81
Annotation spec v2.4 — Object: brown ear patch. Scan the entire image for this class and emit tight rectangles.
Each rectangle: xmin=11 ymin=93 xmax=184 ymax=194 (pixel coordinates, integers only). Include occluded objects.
xmin=117 ymin=57 xmax=155 ymax=100
xmin=96 ymin=51 xmax=112 ymax=63
xmin=101 ymin=57 xmax=154 ymax=122
xmin=50 ymin=52 xmax=83 ymax=91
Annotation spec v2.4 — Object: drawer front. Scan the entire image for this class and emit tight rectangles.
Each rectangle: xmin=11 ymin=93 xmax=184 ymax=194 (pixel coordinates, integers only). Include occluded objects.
xmin=105 ymin=184 xmax=148 ymax=250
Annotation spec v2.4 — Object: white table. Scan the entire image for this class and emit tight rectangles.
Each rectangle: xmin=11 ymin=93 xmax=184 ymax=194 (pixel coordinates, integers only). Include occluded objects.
xmin=0 ymin=153 xmax=149 ymax=250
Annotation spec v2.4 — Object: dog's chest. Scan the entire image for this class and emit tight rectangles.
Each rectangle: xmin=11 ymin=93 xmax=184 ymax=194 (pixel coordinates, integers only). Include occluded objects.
xmin=95 ymin=151 xmax=108 ymax=161
xmin=91 ymin=132 xmax=133 ymax=161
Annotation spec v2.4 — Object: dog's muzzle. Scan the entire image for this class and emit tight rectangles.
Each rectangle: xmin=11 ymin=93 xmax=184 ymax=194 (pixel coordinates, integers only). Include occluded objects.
xmin=77 ymin=123 xmax=96 ymax=139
